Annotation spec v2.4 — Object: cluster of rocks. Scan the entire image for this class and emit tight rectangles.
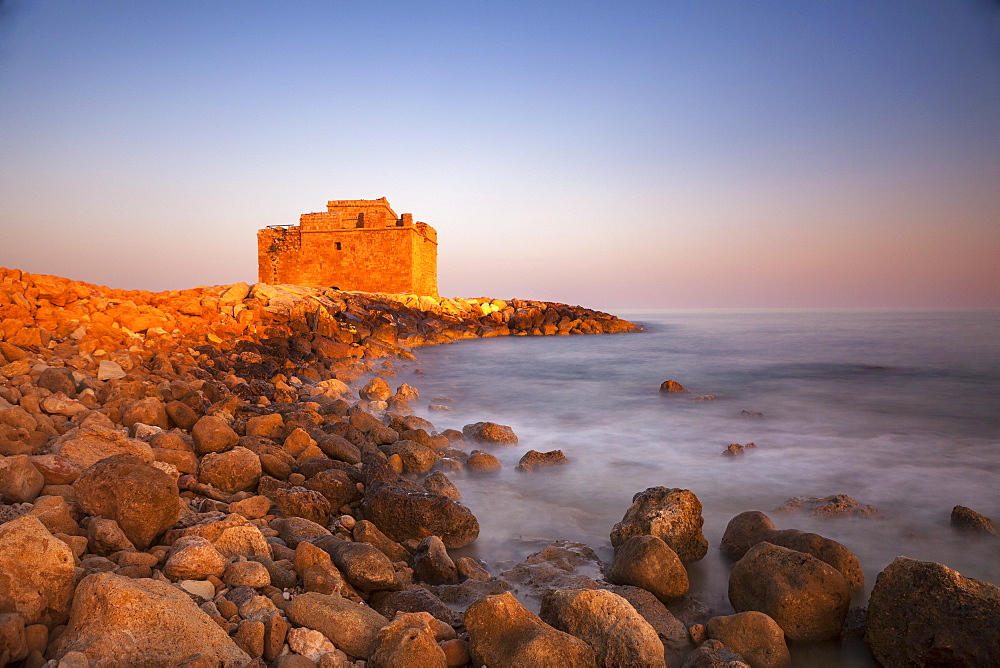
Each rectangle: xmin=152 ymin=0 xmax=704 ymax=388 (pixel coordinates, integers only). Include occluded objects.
xmin=1 ymin=267 xmax=998 ymax=667
xmin=0 ymin=268 xmax=642 ymax=666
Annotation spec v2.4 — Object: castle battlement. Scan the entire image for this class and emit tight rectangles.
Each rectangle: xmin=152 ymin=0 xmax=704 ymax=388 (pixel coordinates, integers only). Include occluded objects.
xmin=257 ymin=198 xmax=438 ymax=296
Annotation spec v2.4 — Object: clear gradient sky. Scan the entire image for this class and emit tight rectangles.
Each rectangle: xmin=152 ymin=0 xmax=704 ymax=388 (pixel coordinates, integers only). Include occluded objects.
xmin=1 ymin=1 xmax=998 ymax=309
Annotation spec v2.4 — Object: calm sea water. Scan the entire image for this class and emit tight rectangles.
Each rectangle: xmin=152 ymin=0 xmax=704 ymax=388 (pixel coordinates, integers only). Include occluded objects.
xmin=391 ymin=309 xmax=999 ymax=665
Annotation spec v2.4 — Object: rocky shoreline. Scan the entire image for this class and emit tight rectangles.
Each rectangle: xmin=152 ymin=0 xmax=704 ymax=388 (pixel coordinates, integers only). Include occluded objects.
xmin=0 ymin=267 xmax=997 ymax=667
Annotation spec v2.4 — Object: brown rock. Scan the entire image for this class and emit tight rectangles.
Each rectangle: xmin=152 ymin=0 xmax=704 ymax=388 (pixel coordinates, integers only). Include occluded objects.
xmin=229 ymin=495 xmax=272 ymax=520
xmin=286 ymin=592 xmax=388 ymax=660
xmin=608 ymin=534 xmax=689 ymax=602
xmin=122 ymin=397 xmax=169 ymax=430
xmin=316 ymin=434 xmax=362 ymax=464
xmin=423 ymin=471 xmax=460 ymax=500
xmin=381 ymin=440 xmax=436 ymax=474
xmin=606 ymin=584 xmax=691 ymax=661
xmin=773 ymin=494 xmax=878 ymax=518
xmin=0 ymin=515 xmax=76 ymax=626
xmin=501 ymin=540 xmax=606 ymax=598
xmin=86 ymin=517 xmax=136 ymax=556
xmin=728 ymin=542 xmax=850 ymax=642
xmin=272 ymin=516 xmax=331 ymax=548
xmin=540 ymin=588 xmax=665 ymax=667
xmin=51 ymin=418 xmax=154 ymax=470
xmin=165 ymin=400 xmax=199 ymax=431
xmin=314 ymin=535 xmax=399 ymax=592
xmin=164 ymin=536 xmax=228 ymax=581
xmin=659 ymin=380 xmax=688 ymax=393
xmin=37 ymin=368 xmax=77 ymax=398
xmin=360 ymin=377 xmax=392 ymax=402
xmin=611 ymin=487 xmax=709 ymax=563
xmin=28 ymin=454 xmax=81 ymax=485
xmin=224 ymin=560 xmax=271 ymax=589
xmin=369 ymin=611 xmax=449 ymax=668
xmin=0 ymin=612 xmax=28 ymax=663
xmin=28 ymin=495 xmax=80 ymax=536
xmin=198 ymin=446 xmax=262 ymax=494
xmin=304 ymin=468 xmax=361 ymax=509
xmin=681 ymin=639 xmax=748 ymax=667
xmin=176 ymin=513 xmax=272 ymax=559
xmin=73 ymin=454 xmax=180 ymax=549
xmin=462 ymin=421 xmax=518 ymax=444
xmin=720 ymin=511 xmax=864 ymax=591
xmin=516 ymin=449 xmax=569 ymax=472
xmin=48 ymin=572 xmax=250 ymax=666
xmin=412 ymin=535 xmax=459 ymax=585
xmin=360 ymin=482 xmax=479 ymax=548
xmin=951 ymin=505 xmax=998 ymax=535
xmin=275 ymin=486 xmax=332 ymax=526
xmin=369 ymin=587 xmax=463 ymax=628
xmin=466 ymin=449 xmax=502 ymax=472
xmin=865 ymin=556 xmax=1000 ymax=666
xmin=233 ymin=619 xmax=265 ymax=659
xmin=245 ymin=413 xmax=284 ymax=440
xmin=0 ymin=455 xmax=45 ymax=503
xmin=464 ymin=592 xmax=597 ymax=667
xmin=705 ymin=612 xmax=791 ymax=668
xmin=191 ymin=415 xmax=239 ymax=455
xmin=352 ymin=519 xmax=410 ymax=562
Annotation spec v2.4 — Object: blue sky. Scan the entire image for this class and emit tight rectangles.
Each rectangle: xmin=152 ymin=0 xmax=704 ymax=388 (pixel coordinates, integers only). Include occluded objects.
xmin=1 ymin=1 xmax=997 ymax=308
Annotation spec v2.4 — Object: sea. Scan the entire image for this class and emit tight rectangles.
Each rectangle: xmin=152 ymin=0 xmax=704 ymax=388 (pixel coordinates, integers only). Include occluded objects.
xmin=390 ymin=309 xmax=999 ymax=666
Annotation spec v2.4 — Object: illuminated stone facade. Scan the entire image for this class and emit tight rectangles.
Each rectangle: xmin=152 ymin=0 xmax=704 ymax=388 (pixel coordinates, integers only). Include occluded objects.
xmin=257 ymin=198 xmax=438 ymax=296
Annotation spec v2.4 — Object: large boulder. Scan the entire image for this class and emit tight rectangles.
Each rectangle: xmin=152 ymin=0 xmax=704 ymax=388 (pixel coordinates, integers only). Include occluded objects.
xmin=286 ymin=592 xmax=388 ymax=660
xmin=73 ymin=454 xmax=181 ymax=549
xmin=164 ymin=536 xmax=228 ymax=581
xmin=462 ymin=421 xmax=518 ymax=444
xmin=720 ymin=511 xmax=863 ymax=590
xmin=865 ymin=557 xmax=1000 ymax=666
xmin=464 ymin=592 xmax=597 ymax=667
xmin=951 ymin=505 xmax=998 ymax=535
xmin=0 ymin=515 xmax=76 ymax=626
xmin=411 ymin=535 xmax=459 ymax=585
xmin=360 ymin=482 xmax=479 ymax=548
xmin=47 ymin=572 xmax=250 ymax=666
xmin=611 ymin=487 xmax=708 ymax=563
xmin=705 ymin=612 xmax=791 ymax=668
xmin=607 ymin=534 xmax=689 ymax=602
xmin=49 ymin=419 xmax=154 ymax=470
xmin=539 ymin=588 xmax=665 ymax=667
xmin=728 ymin=542 xmax=850 ymax=642
xmin=380 ymin=440 xmax=436 ymax=475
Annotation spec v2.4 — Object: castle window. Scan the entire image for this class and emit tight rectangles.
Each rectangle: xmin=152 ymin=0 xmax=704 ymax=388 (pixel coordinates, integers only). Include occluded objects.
xmin=334 ymin=242 xmax=342 ymax=251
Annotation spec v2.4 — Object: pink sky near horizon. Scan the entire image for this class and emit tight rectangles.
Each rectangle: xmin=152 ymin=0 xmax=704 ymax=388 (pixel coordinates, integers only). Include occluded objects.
xmin=1 ymin=2 xmax=997 ymax=311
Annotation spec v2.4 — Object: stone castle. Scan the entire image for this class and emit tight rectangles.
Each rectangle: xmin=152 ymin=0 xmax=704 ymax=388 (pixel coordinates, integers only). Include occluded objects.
xmin=257 ymin=198 xmax=438 ymax=296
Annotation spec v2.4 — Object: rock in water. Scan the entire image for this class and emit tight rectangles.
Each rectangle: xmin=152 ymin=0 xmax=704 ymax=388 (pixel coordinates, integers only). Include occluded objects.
xmin=462 ymin=421 xmax=518 ymax=444
xmin=539 ymin=588 xmax=666 ymax=667
xmin=659 ymin=380 xmax=688 ymax=393
xmin=951 ymin=505 xmax=998 ymax=535
xmin=611 ymin=487 xmax=708 ymax=563
xmin=0 ymin=515 xmax=76 ymax=626
xmin=705 ymin=612 xmax=791 ymax=668
xmin=516 ymin=449 xmax=569 ymax=472
xmin=464 ymin=592 xmax=597 ymax=667
xmin=607 ymin=534 xmax=689 ymax=602
xmin=720 ymin=511 xmax=864 ymax=591
xmin=73 ymin=454 xmax=180 ymax=549
xmin=48 ymin=572 xmax=251 ymax=666
xmin=865 ymin=556 xmax=1000 ymax=666
xmin=360 ymin=482 xmax=479 ymax=548
xmin=728 ymin=542 xmax=850 ymax=642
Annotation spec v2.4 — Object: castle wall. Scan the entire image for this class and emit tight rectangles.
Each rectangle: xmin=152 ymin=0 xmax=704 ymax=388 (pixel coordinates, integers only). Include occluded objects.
xmin=257 ymin=199 xmax=438 ymax=296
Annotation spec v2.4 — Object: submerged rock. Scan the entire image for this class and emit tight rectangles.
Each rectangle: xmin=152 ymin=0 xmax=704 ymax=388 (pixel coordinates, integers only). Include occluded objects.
xmin=659 ymin=380 xmax=689 ymax=393
xmin=772 ymin=494 xmax=878 ymax=518
xmin=611 ymin=487 xmax=709 ymax=563
xmin=728 ymin=542 xmax=850 ymax=642
xmin=951 ymin=505 xmax=998 ymax=535
xmin=865 ymin=556 xmax=1000 ymax=666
